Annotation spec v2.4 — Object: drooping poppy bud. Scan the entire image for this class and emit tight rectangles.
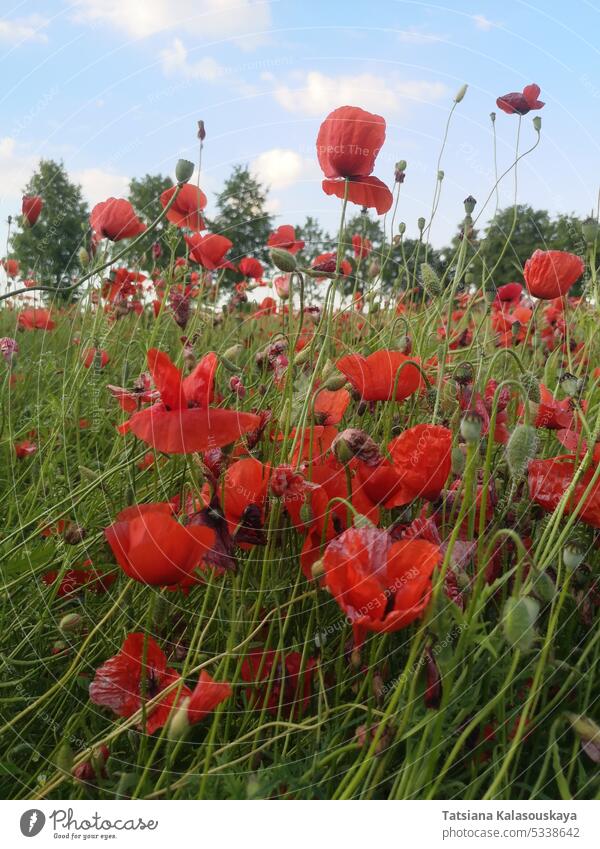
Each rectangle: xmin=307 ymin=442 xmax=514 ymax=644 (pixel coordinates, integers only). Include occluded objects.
xmin=270 ymin=247 xmax=297 ymax=273
xmin=506 ymin=424 xmax=538 ymax=478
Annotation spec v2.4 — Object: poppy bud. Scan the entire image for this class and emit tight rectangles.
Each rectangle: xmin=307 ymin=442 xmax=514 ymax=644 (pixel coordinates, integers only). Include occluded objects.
xmin=397 ymin=334 xmax=411 ymax=354
xmin=219 ymin=353 xmax=242 ymax=373
xmin=530 ymin=568 xmax=556 ymax=603
xmin=294 ymin=346 xmax=313 ymax=366
xmin=460 ymin=411 xmax=483 ymax=445
xmin=223 ymin=344 xmax=243 ymax=363
xmin=395 ymin=161 xmax=407 ymax=183
xmin=506 ymin=424 xmax=538 ymax=478
xmin=437 ymin=169 xmax=444 ymax=181
xmin=323 ymin=372 xmax=347 ymax=391
xmin=332 ymin=428 xmax=382 ymax=467
xmin=175 ymin=159 xmax=195 ymax=184
xmin=59 ymin=613 xmax=82 ymax=633
xmin=311 ymin=558 xmax=325 ymax=580
xmin=563 ymin=543 xmax=585 ymax=571
xmin=521 ymin=371 xmax=540 ymax=404
xmin=581 ymin=216 xmax=600 ymax=246
xmin=398 ymin=222 xmax=406 ymax=235
xmin=502 ymin=596 xmax=539 ymax=652
xmin=197 ymin=120 xmax=206 ymax=141
xmin=420 ymin=262 xmax=441 ymax=296
xmin=270 ymin=247 xmax=297 ymax=273
xmin=566 ymin=713 xmax=600 ymax=763
xmin=533 ymin=116 xmax=542 ymax=133
xmin=463 ymin=195 xmax=477 ymax=215
xmin=168 ymin=697 xmax=191 ymax=739
xmin=454 ymin=83 xmax=468 ymax=103
xmin=490 ymin=111 xmax=496 ymax=123
xmin=78 ymin=247 xmax=90 ymax=267
xmin=417 ymin=217 xmax=426 ymax=232
xmin=55 ymin=740 xmax=73 ymax=774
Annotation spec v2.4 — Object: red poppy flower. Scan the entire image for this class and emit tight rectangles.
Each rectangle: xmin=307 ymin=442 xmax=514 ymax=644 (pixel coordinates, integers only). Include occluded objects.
xmin=1 ymin=258 xmax=19 ymax=278
xmin=17 ymin=308 xmax=55 ymax=330
xmin=337 ymin=350 xmax=423 ymax=401
xmin=317 ymin=105 xmax=393 ymax=214
xmin=495 ymin=282 xmax=523 ymax=303
xmin=241 ymin=649 xmax=317 ymax=716
xmin=238 ymin=257 xmax=264 ymax=279
xmin=160 ymin=184 xmax=206 ymax=231
xmin=185 ymin=233 xmax=233 ymax=270
xmin=107 ymin=374 xmax=157 ymax=412
xmin=523 ymin=249 xmax=584 ymax=299
xmin=105 ymin=502 xmax=214 ymax=585
xmin=43 ymin=562 xmax=116 ymax=596
xmin=185 ymin=670 xmax=232 ymax=723
xmin=322 ymin=527 xmax=440 ymax=646
xmin=352 ymin=234 xmax=373 ymax=259
xmin=82 ymin=348 xmax=109 ymax=369
xmin=311 ymin=252 xmax=352 ymax=278
xmin=528 ymin=453 xmax=600 ymax=528
xmin=267 ymin=225 xmax=305 ymax=254
xmin=222 ymin=457 xmax=270 ymax=542
xmin=314 ymin=387 xmax=350 ymax=425
xmin=22 ymin=195 xmax=43 ymax=226
xmin=121 ymin=348 xmax=261 ymax=454
xmin=15 ymin=440 xmax=37 ymax=459
xmin=90 ymin=198 xmax=146 ymax=242
xmin=90 ymin=633 xmax=191 ymax=733
xmin=529 ymin=383 xmax=575 ymax=430
xmin=496 ymin=83 xmax=545 ymax=116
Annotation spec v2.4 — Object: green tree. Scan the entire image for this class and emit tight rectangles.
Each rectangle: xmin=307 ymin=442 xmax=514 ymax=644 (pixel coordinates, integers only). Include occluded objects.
xmin=10 ymin=159 xmax=89 ymax=296
xmin=128 ymin=173 xmax=175 ymax=262
xmin=209 ymin=165 xmax=272 ymax=263
xmin=295 ymin=215 xmax=331 ymax=261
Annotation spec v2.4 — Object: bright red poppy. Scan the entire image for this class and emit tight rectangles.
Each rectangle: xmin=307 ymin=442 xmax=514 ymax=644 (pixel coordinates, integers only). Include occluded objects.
xmin=316 ymin=105 xmax=393 ymax=214
xmin=337 ymin=350 xmax=423 ymax=401
xmin=314 ymin=387 xmax=350 ymax=425
xmin=322 ymin=527 xmax=440 ymax=646
xmin=185 ymin=233 xmax=233 ymax=270
xmin=89 ymin=633 xmax=191 ymax=733
xmin=90 ymin=198 xmax=146 ymax=242
xmin=222 ymin=457 xmax=270 ymax=542
xmin=82 ymin=348 xmax=109 ymax=369
xmin=238 ymin=257 xmax=264 ymax=279
xmin=528 ymin=451 xmax=600 ymax=528
xmin=496 ymin=84 xmax=545 ymax=115
xmin=17 ymin=308 xmax=56 ymax=330
xmin=523 ymin=250 xmax=584 ymax=299
xmin=184 ymin=670 xmax=232 ymax=724
xmin=1 ymin=258 xmax=19 ymax=278
xmin=22 ymin=195 xmax=43 ymax=226
xmin=160 ymin=184 xmax=207 ymax=231
xmin=267 ymin=225 xmax=305 ymax=254
xmin=120 ymin=348 xmax=261 ymax=454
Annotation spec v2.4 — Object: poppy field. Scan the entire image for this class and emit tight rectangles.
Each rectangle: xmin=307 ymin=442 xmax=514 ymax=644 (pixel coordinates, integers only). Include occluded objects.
xmin=1 ymin=87 xmax=600 ymax=804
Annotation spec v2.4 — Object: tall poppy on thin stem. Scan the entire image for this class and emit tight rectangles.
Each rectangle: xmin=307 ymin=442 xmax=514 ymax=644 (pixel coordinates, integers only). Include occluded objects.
xmin=160 ymin=184 xmax=207 ymax=231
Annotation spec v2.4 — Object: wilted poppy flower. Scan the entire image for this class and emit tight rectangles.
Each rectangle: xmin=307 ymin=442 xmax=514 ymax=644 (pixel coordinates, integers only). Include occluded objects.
xmin=90 ymin=198 xmax=146 ymax=242
xmin=15 ymin=440 xmax=37 ymax=459
xmin=322 ymin=526 xmax=440 ymax=646
xmin=317 ymin=105 xmax=393 ymax=214
xmin=1 ymin=258 xmax=20 ymax=278
xmin=120 ymin=348 xmax=261 ymax=454
xmin=311 ymin=252 xmax=352 ymax=278
xmin=17 ymin=308 xmax=56 ymax=331
xmin=107 ymin=373 xmax=157 ymax=413
xmin=267 ymin=225 xmax=305 ymax=254
xmin=185 ymin=233 xmax=233 ymax=270
xmin=273 ymin=274 xmax=290 ymax=299
xmin=497 ymin=84 xmax=545 ymax=115
xmin=104 ymin=502 xmax=215 ymax=585
xmin=82 ymin=348 xmax=109 ymax=369
xmin=238 ymin=257 xmax=264 ymax=279
xmin=241 ymin=649 xmax=317 ymax=716
xmin=22 ymin=195 xmax=43 ymax=226
xmin=90 ymin=633 xmax=191 ymax=733
xmin=523 ymin=249 xmax=584 ymax=299
xmin=160 ymin=184 xmax=206 ymax=231
xmin=337 ymin=350 xmax=423 ymax=401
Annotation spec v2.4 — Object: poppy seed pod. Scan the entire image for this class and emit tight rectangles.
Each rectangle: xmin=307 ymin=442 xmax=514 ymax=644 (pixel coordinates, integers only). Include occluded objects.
xmin=502 ymin=596 xmax=540 ymax=652
xmin=506 ymin=424 xmax=538 ymax=478
xmin=417 ymin=217 xmax=426 ymax=232
xmin=460 ymin=411 xmax=483 ymax=444
xmin=398 ymin=222 xmax=406 ymax=235
xmin=270 ymin=247 xmax=297 ymax=273
xmin=563 ymin=543 xmax=585 ymax=571
xmin=332 ymin=428 xmax=382 ymax=467
xmin=559 ymin=372 xmax=583 ymax=398
xmin=533 ymin=116 xmax=542 ymax=133
xmin=454 ymin=83 xmax=468 ymax=103
xmin=175 ymin=159 xmax=195 ymax=184
xmin=521 ymin=372 xmax=541 ymax=404
xmin=463 ymin=195 xmax=477 ymax=215
xmin=581 ymin=216 xmax=600 ymax=245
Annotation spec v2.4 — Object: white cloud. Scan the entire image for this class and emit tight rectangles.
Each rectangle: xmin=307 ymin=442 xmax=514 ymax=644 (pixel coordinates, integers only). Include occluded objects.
xmin=473 ymin=14 xmax=498 ymax=31
xmin=159 ymin=38 xmax=225 ymax=81
xmin=250 ymin=148 xmax=315 ymax=190
xmin=0 ymin=15 xmax=49 ymax=44
xmin=0 ymin=137 xmax=37 ymax=201
xmin=397 ymin=27 xmax=444 ymax=45
xmin=71 ymin=0 xmax=271 ymax=46
xmin=75 ymin=168 xmax=130 ymax=204
xmin=272 ymin=71 xmax=447 ymax=117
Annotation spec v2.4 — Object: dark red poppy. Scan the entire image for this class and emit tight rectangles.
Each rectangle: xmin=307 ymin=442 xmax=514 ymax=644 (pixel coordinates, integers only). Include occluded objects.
xmin=352 ymin=234 xmax=372 ymax=259
xmin=160 ymin=184 xmax=206 ymax=231
xmin=523 ymin=249 xmax=584 ymax=299
xmin=323 ymin=526 xmax=440 ymax=646
xmin=90 ymin=633 xmax=191 ymax=733
xmin=238 ymin=257 xmax=264 ymax=279
xmin=120 ymin=348 xmax=261 ymax=454
xmin=22 ymin=195 xmax=43 ymax=226
xmin=337 ymin=350 xmax=423 ymax=401
xmin=316 ymin=105 xmax=393 ymax=214
xmin=90 ymin=198 xmax=146 ymax=242
xmin=104 ymin=502 xmax=215 ymax=585
xmin=311 ymin=252 xmax=352 ymax=277
xmin=496 ymin=83 xmax=545 ymax=115
xmin=17 ymin=308 xmax=55 ymax=330
xmin=495 ymin=281 xmax=523 ymax=303
xmin=267 ymin=225 xmax=305 ymax=254
xmin=82 ymin=348 xmax=109 ymax=369
xmin=241 ymin=649 xmax=317 ymax=716
xmin=185 ymin=233 xmax=233 ymax=270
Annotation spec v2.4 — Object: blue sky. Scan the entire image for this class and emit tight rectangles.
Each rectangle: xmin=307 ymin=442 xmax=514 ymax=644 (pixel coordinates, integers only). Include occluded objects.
xmin=1 ymin=0 xmax=600 ymax=254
